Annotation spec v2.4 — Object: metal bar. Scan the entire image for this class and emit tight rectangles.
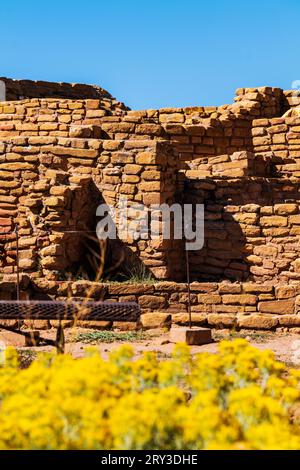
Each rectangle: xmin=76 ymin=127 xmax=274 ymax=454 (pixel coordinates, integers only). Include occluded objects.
xmin=0 ymin=301 xmax=140 ymax=322
xmin=15 ymin=224 xmax=20 ymax=302
xmin=185 ymin=247 xmax=192 ymax=329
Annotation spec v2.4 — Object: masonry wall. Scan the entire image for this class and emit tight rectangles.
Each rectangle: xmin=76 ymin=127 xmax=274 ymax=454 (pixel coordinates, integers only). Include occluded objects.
xmin=1 ymin=277 xmax=300 ymax=332
xmin=186 ymin=177 xmax=300 ymax=283
xmin=252 ymin=116 xmax=300 ymax=176
xmin=0 ymin=78 xmax=128 ymax=109
xmin=1 ymin=81 xmax=300 ymax=330
xmin=0 ymin=136 xmax=181 ymax=280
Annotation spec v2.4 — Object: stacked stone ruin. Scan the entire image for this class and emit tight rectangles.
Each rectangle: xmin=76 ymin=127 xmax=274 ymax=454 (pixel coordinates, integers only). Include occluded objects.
xmin=1 ymin=77 xmax=300 ymax=331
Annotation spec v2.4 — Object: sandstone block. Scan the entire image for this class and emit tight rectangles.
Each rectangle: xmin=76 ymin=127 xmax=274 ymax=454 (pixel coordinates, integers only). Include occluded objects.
xmin=112 ymin=321 xmax=137 ymax=331
xmin=0 ymin=162 xmax=35 ymax=171
xmin=172 ymin=312 xmax=207 ymax=325
xmin=169 ymin=326 xmax=212 ymax=345
xmin=108 ymin=283 xmax=154 ymax=295
xmin=253 ymin=245 xmax=278 ymax=257
xmin=260 ymin=216 xmax=288 ymax=227
xmin=135 ymin=124 xmax=162 ymax=135
xmin=234 ymin=213 xmax=259 ymax=224
xmin=278 ymin=315 xmax=300 ymax=327
xmin=259 ymin=299 xmax=295 ymax=315
xmin=139 ymin=295 xmax=166 ymax=310
xmin=140 ymin=181 xmax=161 ymax=192
xmin=289 ymin=215 xmax=300 ymax=224
xmin=40 ymin=245 xmax=64 ymax=257
xmin=218 ymin=283 xmax=242 ymax=294
xmin=19 ymin=258 xmax=36 ymax=269
xmin=243 ymin=283 xmax=273 ymax=293
xmin=135 ymin=152 xmax=156 ymax=164
xmin=272 ymin=133 xmax=286 ymax=144
xmin=207 ymin=314 xmax=236 ymax=327
xmin=238 ymin=315 xmax=278 ymax=329
xmin=197 ymin=294 xmax=222 ymax=304
xmin=159 ymin=113 xmax=184 ymax=123
xmin=41 ymin=256 xmax=66 ymax=270
xmin=141 ymin=170 xmax=161 ymax=181
xmin=267 ymin=124 xmax=287 ymax=134
xmin=124 ymin=164 xmax=142 ymax=175
xmin=293 ymin=260 xmax=300 ymax=273
xmin=275 ymin=285 xmax=296 ymax=299
xmin=190 ymin=282 xmax=218 ymax=292
xmin=141 ymin=312 xmax=171 ymax=329
xmin=274 ymin=204 xmax=298 ymax=215
xmin=50 ymin=186 xmax=71 ymax=197
xmin=222 ymin=294 xmax=257 ymax=305
xmin=44 ymin=196 xmax=65 ymax=207
xmin=119 ymin=184 xmax=136 ymax=195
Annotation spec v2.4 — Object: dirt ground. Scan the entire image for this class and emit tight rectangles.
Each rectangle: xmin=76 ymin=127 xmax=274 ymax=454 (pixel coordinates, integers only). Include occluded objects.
xmin=1 ymin=326 xmax=300 ymax=368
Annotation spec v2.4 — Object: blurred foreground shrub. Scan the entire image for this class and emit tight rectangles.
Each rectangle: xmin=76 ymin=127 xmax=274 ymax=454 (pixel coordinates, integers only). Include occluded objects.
xmin=0 ymin=339 xmax=299 ymax=449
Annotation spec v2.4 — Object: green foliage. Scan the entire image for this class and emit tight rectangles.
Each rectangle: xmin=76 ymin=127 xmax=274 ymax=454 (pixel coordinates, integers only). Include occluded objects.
xmin=76 ymin=330 xmax=147 ymax=344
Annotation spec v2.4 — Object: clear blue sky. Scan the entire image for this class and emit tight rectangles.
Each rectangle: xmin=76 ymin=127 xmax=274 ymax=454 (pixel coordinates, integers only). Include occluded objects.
xmin=1 ymin=0 xmax=300 ymax=110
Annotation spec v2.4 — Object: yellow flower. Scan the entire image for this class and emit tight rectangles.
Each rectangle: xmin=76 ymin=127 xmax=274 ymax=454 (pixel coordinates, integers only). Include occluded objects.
xmin=0 ymin=339 xmax=298 ymax=450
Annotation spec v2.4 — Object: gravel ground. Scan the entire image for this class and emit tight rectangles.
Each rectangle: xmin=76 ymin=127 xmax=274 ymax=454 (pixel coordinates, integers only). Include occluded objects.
xmin=1 ymin=327 xmax=300 ymax=368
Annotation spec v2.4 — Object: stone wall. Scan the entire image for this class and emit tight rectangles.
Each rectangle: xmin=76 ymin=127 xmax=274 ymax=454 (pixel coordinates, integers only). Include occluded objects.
xmin=0 ymin=98 xmax=126 ymax=139
xmin=252 ymin=116 xmax=300 ymax=176
xmin=1 ymin=80 xmax=300 ymax=330
xmin=186 ymin=177 xmax=300 ymax=283
xmin=1 ymin=277 xmax=300 ymax=332
xmin=0 ymin=78 xmax=128 ymax=110
xmin=0 ymin=135 xmax=180 ymax=280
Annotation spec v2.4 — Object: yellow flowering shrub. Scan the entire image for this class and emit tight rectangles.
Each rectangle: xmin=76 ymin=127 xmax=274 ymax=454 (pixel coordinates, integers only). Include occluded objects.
xmin=0 ymin=339 xmax=299 ymax=449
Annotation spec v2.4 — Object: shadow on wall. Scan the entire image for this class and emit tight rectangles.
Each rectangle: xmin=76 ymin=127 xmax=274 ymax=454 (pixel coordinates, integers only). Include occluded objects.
xmin=59 ymin=176 xmax=300 ymax=285
xmin=184 ymin=176 xmax=300 ymax=283
xmin=53 ymin=179 xmax=153 ymax=282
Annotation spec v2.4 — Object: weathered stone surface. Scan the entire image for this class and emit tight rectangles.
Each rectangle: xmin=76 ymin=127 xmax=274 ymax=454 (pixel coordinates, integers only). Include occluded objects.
xmin=259 ymin=299 xmax=295 ymax=315
xmin=207 ymin=314 xmax=236 ymax=327
xmin=172 ymin=312 xmax=207 ymax=325
xmin=274 ymin=204 xmax=298 ymax=215
xmin=197 ymin=294 xmax=222 ymax=304
xmin=275 ymin=285 xmax=296 ymax=299
xmin=218 ymin=283 xmax=242 ymax=294
xmin=71 ymin=281 xmax=107 ymax=298
xmin=0 ymin=83 xmax=300 ymax=331
xmin=154 ymin=282 xmax=187 ymax=292
xmin=139 ymin=295 xmax=167 ymax=310
xmin=278 ymin=315 xmax=300 ymax=326
xmin=190 ymin=283 xmax=218 ymax=292
xmin=260 ymin=216 xmax=288 ymax=227
xmin=113 ymin=321 xmax=137 ymax=331
xmin=141 ymin=312 xmax=171 ymax=329
xmin=169 ymin=326 xmax=212 ymax=345
xmin=108 ymin=284 xmax=154 ymax=295
xmin=243 ymin=283 xmax=273 ymax=294
xmin=238 ymin=315 xmax=279 ymax=329
xmin=222 ymin=294 xmax=257 ymax=305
